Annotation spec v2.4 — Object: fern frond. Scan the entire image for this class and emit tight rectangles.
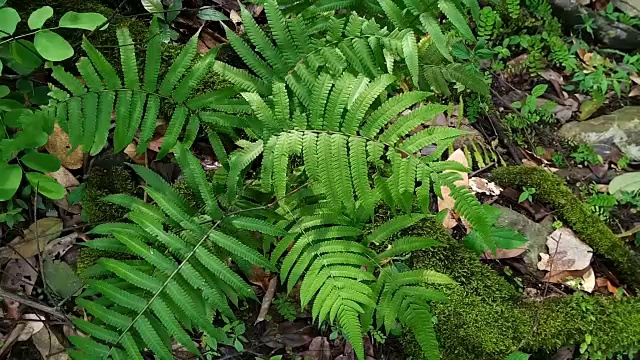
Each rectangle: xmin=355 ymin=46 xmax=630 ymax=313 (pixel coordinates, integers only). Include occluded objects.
xmin=116 ymin=28 xmax=139 ymax=90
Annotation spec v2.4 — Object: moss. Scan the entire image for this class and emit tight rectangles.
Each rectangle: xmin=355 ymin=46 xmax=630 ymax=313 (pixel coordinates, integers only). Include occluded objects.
xmin=399 ymin=219 xmax=640 ymax=360
xmin=83 ymin=162 xmax=137 ymax=224
xmin=158 ymin=43 xmax=233 ymax=119
xmin=491 ymin=166 xmax=640 ymax=289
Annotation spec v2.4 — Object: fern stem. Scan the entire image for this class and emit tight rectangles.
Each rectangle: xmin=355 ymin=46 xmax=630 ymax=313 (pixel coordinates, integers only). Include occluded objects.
xmin=106 ymin=180 xmax=313 ymax=357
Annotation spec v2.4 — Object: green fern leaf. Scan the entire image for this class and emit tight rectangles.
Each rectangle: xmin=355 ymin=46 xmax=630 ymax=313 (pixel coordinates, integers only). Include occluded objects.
xmin=116 ymin=28 xmax=139 ymax=90
xmin=420 ymin=14 xmax=452 ymax=61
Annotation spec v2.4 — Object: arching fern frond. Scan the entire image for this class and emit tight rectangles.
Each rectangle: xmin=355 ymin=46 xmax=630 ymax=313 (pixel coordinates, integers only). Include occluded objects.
xmin=72 ymin=145 xmax=277 ymax=359
xmin=39 ymin=17 xmax=235 ymax=158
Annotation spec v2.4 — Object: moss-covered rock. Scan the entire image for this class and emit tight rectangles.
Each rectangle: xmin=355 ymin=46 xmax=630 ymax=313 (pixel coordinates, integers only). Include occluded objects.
xmin=491 ymin=165 xmax=640 ymax=289
xmin=399 ymin=219 xmax=640 ymax=359
xmin=83 ymin=162 xmax=137 ymax=224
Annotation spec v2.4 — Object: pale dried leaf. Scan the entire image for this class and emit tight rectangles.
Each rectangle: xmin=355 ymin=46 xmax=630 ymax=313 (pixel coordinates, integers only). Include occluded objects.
xmin=47 ymin=167 xmax=79 ymax=188
xmin=43 ymin=232 xmax=78 ymax=258
xmin=17 ymin=314 xmax=45 ymax=341
xmin=469 ymin=177 xmax=502 ymax=195
xmin=629 ymin=86 xmax=640 ymax=97
xmin=437 ymin=149 xmax=469 ymax=229
xmin=0 ymin=218 xmax=63 ymax=258
xmin=299 ymin=337 xmax=331 ymax=360
xmin=482 ymin=245 xmax=526 ymax=259
xmin=1 ymin=258 xmax=38 ymax=318
xmin=537 ymin=228 xmax=593 ymax=271
xmin=45 ymin=124 xmax=83 ymax=169
xmin=124 ymin=143 xmax=146 ymax=165
xmin=31 ymin=325 xmax=70 ymax=360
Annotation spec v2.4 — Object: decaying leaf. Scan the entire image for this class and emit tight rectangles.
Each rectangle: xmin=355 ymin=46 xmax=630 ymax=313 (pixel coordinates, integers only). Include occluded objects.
xmin=16 ymin=313 xmax=45 ymax=341
xmin=45 ymin=123 xmax=84 ymax=169
xmin=596 ymin=277 xmax=619 ymax=294
xmin=1 ymin=257 xmax=38 ymax=318
xmin=47 ymin=167 xmax=79 ymax=188
xmin=469 ymin=177 xmax=502 ymax=196
xmin=578 ymin=96 xmax=604 ymax=121
xmin=609 ymin=172 xmax=640 ymax=198
xmin=538 ymin=228 xmax=593 ymax=271
xmin=31 ymin=325 xmax=70 ymax=360
xmin=0 ymin=218 xmax=63 ymax=258
xmin=630 ymin=87 xmax=640 ymax=97
xmin=124 ymin=143 xmax=146 ymax=164
xmin=438 ymin=149 xmax=469 ymax=229
xmin=261 ymin=322 xmax=315 ymax=349
xmin=43 ymin=260 xmax=84 ymax=298
xmin=299 ymin=336 xmax=331 ymax=360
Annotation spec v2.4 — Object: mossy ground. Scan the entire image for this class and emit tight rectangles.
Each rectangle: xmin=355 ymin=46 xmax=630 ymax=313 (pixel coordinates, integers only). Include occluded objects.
xmin=491 ymin=166 xmax=640 ymax=289
xmin=398 ymin=219 xmax=640 ymax=360
xmin=82 ymin=161 xmax=137 ymax=224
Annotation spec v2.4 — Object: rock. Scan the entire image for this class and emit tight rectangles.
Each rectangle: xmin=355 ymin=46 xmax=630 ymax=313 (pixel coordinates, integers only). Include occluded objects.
xmin=558 ymin=107 xmax=640 ymax=160
xmin=613 ymin=0 xmax=640 ymax=16
xmin=548 ymin=0 xmax=640 ymax=50
xmin=493 ymin=205 xmax=554 ymax=268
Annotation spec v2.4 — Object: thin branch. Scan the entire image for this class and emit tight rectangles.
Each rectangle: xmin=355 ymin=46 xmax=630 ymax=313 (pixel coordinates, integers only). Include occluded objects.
xmin=0 ymin=287 xmax=69 ymax=321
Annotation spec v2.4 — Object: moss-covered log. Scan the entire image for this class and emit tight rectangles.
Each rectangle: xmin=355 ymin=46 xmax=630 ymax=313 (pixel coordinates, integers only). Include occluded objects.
xmin=400 ymin=219 xmax=640 ymax=360
xmin=491 ymin=165 xmax=640 ymax=289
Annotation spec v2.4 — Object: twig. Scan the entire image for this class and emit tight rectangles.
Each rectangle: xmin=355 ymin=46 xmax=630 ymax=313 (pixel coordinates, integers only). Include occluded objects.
xmin=255 ymin=277 xmax=278 ymax=324
xmin=0 ymin=288 xmax=68 ymax=321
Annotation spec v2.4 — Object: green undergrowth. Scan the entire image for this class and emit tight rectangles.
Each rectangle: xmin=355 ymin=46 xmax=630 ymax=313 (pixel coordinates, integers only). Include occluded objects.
xmin=13 ymin=0 xmax=148 ymax=66
xmin=399 ymin=219 xmax=640 ymax=359
xmin=491 ymin=166 xmax=640 ymax=290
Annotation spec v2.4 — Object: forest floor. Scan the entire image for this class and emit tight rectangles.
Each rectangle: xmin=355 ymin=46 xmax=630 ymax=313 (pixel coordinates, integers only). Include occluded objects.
xmin=2 ymin=0 xmax=640 ymax=359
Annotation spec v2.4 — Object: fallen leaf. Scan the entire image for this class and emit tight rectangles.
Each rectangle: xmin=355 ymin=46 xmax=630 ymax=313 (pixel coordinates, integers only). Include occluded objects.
xmin=261 ymin=322 xmax=315 ymax=349
xmin=630 ymin=74 xmax=640 ymax=85
xmin=469 ymin=177 xmax=502 ymax=196
xmin=438 ymin=149 xmax=469 ymax=229
xmin=609 ymin=172 xmax=640 ymax=198
xmin=299 ymin=337 xmax=331 ymax=360
xmin=47 ymin=167 xmax=79 ymax=188
xmin=124 ymin=143 xmax=146 ymax=164
xmin=1 ymin=258 xmax=38 ymax=318
xmin=45 ymin=123 xmax=83 ymax=169
xmin=538 ymin=228 xmax=593 ymax=271
xmin=482 ymin=245 xmax=526 ymax=259
xmin=31 ymin=325 xmax=70 ymax=360
xmin=544 ymin=267 xmax=589 ymax=283
xmin=0 ymin=218 xmax=63 ymax=258
xmin=16 ymin=313 xmax=45 ymax=341
xmin=43 ymin=260 xmax=84 ymax=297
xmin=596 ymin=277 xmax=619 ymax=294
xmin=578 ymin=96 xmax=604 ymax=121
xmin=43 ymin=232 xmax=78 ymax=258
xmin=248 ymin=265 xmax=272 ymax=291
xmin=147 ymin=135 xmax=164 ymax=152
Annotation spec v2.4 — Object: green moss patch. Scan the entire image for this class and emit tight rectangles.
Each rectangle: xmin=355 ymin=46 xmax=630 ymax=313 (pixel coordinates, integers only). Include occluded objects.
xmin=491 ymin=166 xmax=640 ymax=289
xmin=83 ymin=162 xmax=137 ymax=224
xmin=400 ymin=219 xmax=640 ymax=359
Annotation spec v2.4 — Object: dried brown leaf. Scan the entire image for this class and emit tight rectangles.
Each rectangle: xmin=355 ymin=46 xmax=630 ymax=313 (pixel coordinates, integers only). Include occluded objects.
xmin=0 ymin=218 xmax=63 ymax=258
xmin=45 ymin=124 xmax=83 ymax=169
xmin=47 ymin=167 xmax=79 ymax=188
xmin=437 ymin=149 xmax=469 ymax=229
